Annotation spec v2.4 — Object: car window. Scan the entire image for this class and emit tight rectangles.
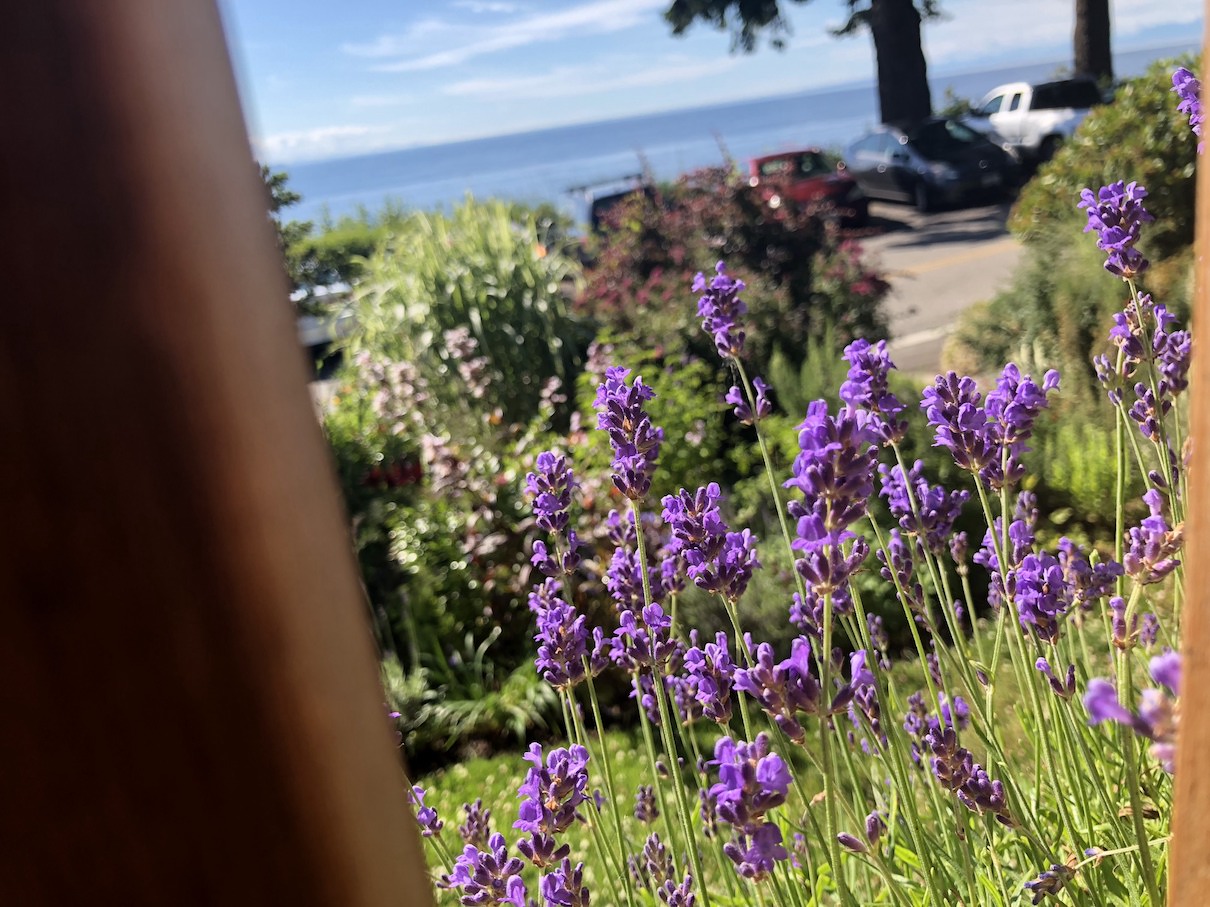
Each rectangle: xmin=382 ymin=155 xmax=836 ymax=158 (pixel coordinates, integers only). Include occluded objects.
xmin=906 ymin=120 xmax=981 ymax=160
xmin=1008 ymin=92 xmax=1023 ymax=112
xmin=796 ymin=152 xmax=830 ymax=177
xmin=978 ymin=94 xmax=1004 ymax=116
xmin=758 ymin=159 xmax=792 ymax=177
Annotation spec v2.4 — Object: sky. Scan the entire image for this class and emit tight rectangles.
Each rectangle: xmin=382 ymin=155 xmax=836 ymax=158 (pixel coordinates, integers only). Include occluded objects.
xmin=220 ymin=0 xmax=1204 ymax=163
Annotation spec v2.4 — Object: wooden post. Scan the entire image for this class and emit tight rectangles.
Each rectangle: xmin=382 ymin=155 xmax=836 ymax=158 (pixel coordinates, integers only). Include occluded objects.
xmin=1169 ymin=15 xmax=1210 ymax=905
xmin=0 ymin=3 xmax=431 ymax=904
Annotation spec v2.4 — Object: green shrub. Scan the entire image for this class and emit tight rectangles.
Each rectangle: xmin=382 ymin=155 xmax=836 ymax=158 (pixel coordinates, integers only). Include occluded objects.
xmin=1010 ymin=54 xmax=1199 ymax=259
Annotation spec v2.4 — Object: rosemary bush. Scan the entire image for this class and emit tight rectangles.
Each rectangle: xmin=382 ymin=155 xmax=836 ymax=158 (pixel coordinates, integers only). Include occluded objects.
xmin=403 ymin=69 xmax=1200 ymax=907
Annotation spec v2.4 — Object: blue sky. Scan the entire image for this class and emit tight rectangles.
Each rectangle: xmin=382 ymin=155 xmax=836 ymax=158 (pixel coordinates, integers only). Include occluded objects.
xmin=220 ymin=0 xmax=1203 ymax=163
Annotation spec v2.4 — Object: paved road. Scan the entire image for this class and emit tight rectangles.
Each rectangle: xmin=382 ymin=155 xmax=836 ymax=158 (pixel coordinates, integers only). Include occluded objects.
xmin=853 ymin=199 xmax=1022 ymax=376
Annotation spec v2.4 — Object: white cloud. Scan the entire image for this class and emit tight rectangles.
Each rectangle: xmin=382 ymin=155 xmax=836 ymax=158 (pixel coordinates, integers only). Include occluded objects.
xmin=343 ymin=0 xmax=667 ymax=72
xmin=253 ymin=124 xmax=387 ymax=162
xmin=444 ymin=55 xmax=739 ymax=100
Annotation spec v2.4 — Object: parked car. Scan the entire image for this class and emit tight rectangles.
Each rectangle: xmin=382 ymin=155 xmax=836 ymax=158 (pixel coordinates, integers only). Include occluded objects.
xmin=843 ymin=118 xmax=1020 ymax=212
xmin=964 ymin=77 xmax=1103 ymax=164
xmin=748 ymin=148 xmax=869 ymax=226
xmin=565 ymin=175 xmax=655 ymax=234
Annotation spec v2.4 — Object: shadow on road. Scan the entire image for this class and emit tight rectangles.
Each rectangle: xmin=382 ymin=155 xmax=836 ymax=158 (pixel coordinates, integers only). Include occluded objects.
xmin=856 ymin=198 xmax=1016 ymax=251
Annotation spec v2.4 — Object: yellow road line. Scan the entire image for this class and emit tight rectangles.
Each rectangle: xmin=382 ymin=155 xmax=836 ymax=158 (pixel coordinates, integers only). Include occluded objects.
xmin=888 ymin=237 xmax=1019 ymax=277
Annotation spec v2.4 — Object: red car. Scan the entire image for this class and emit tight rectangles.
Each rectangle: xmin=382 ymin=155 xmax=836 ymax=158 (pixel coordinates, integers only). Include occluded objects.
xmin=747 ymin=148 xmax=869 ymax=227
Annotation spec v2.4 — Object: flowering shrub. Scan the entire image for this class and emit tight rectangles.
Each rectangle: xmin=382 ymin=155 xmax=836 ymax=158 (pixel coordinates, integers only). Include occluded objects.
xmin=404 ymin=72 xmax=1196 ymax=907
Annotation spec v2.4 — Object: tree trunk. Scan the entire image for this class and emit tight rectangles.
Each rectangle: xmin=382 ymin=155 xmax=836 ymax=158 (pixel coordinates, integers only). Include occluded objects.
xmin=866 ymin=0 xmax=933 ymax=125
xmin=1074 ymin=0 xmax=1113 ymax=82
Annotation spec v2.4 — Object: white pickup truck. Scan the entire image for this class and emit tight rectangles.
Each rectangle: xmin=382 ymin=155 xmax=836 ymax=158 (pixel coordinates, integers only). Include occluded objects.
xmin=965 ymin=78 xmax=1104 ymax=164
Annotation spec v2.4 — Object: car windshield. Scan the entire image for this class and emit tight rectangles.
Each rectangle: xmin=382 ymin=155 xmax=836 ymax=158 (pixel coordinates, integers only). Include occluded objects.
xmin=758 ymin=152 xmax=830 ymax=179
xmin=906 ymin=120 xmax=983 ymax=160
xmin=794 ymin=152 xmax=830 ymax=177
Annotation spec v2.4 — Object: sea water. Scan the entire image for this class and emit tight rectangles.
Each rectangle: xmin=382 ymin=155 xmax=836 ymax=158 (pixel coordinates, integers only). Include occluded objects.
xmin=281 ymin=43 xmax=1197 ymax=224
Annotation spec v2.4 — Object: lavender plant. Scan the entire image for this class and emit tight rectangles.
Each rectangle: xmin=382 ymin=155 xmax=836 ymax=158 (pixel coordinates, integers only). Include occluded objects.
xmin=405 ymin=73 xmax=1196 ymax=907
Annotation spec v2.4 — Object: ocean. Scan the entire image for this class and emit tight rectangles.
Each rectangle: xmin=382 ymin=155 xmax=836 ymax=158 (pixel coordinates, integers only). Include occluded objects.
xmin=282 ymin=43 xmax=1198 ymax=224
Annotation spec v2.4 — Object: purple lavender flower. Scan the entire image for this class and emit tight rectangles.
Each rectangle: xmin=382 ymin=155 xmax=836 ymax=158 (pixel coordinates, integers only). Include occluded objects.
xmin=840 ymin=338 xmax=909 ymax=442
xmin=634 ymin=785 xmax=660 ymax=823
xmin=515 ymin=743 xmax=591 ymax=836
xmin=683 ymin=631 xmax=736 ymax=725
xmin=657 ymin=875 xmax=696 ymax=907
xmin=722 ymin=823 xmax=789 ymax=882
xmin=518 ymin=832 xmax=571 ymax=868
xmin=1013 ymin=551 xmax=1074 ymax=643
xmin=921 ymin=372 xmax=996 ymax=474
xmin=1036 ymin=658 xmax=1077 ymax=700
xmin=1024 ymin=863 xmax=1075 ymax=904
xmin=694 ymin=261 xmax=748 ymax=359
xmin=605 ymin=543 xmax=648 ymax=613
xmin=981 ymin=364 xmax=1060 ymax=488
xmin=1173 ymin=66 xmax=1204 ymax=152
xmin=836 ymin=832 xmax=867 ymax=854
xmin=879 ymin=459 xmax=970 ymax=553
xmin=527 ymin=451 xmax=577 ymax=535
xmin=726 ymin=377 xmax=773 ymax=424
xmin=540 ymin=858 xmax=590 ymax=907
xmin=407 ymin=785 xmax=444 ymax=837
xmin=459 ymin=799 xmax=493 ymax=848
xmin=663 ymin=484 xmax=760 ymax=601
xmin=594 ymin=366 xmax=664 ymax=500
xmin=642 ymin=833 xmax=676 ymax=886
xmin=710 ymin=733 xmax=792 ymax=833
xmin=1086 ymin=652 xmax=1181 ymax=772
xmin=686 ymin=529 xmax=760 ymax=602
xmin=1123 ymin=489 xmax=1183 ymax=584
xmin=864 ymin=811 xmax=886 ymax=846
xmin=531 ymin=586 xmax=590 ymax=690
xmin=610 ymin=604 xmax=678 ymax=671
xmin=732 ymin=638 xmax=821 ymax=744
xmin=924 ymin=727 xmax=1013 ymax=825
xmin=877 ymin=528 xmax=924 ymax=612
xmin=448 ymin=833 xmax=527 ymax=906
xmin=1056 ymin=538 xmax=1122 ymax=610
xmin=1078 ymin=181 xmax=1154 ymax=279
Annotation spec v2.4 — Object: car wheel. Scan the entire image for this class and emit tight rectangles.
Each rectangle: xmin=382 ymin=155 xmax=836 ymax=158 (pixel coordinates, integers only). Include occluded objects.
xmin=914 ymin=181 xmax=932 ymax=214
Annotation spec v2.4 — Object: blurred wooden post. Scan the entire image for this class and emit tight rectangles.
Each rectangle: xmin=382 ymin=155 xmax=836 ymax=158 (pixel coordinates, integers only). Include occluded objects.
xmin=1170 ymin=12 xmax=1210 ymax=905
xmin=0 ymin=3 xmax=431 ymax=904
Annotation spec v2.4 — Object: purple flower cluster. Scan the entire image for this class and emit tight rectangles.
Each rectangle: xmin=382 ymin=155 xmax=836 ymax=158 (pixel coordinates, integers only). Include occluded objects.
xmin=923 ymin=726 xmax=1013 ymax=825
xmin=879 ymin=459 xmax=969 ymax=553
xmin=1024 ymin=862 xmax=1075 ymax=904
xmin=527 ymin=451 xmax=576 ymax=535
xmin=1110 ymin=596 xmax=1161 ymax=650
xmin=840 ymin=338 xmax=908 ymax=442
xmin=609 ymin=604 xmax=679 ymax=672
xmin=594 ymin=366 xmax=664 ymax=500
xmin=530 ymin=581 xmax=590 ymax=690
xmin=1012 ymin=551 xmax=1074 ymax=643
xmin=732 ymin=638 xmax=821 ymax=744
xmin=1035 ymin=657 xmax=1077 ymax=699
xmin=634 ymin=785 xmax=659 ymax=823
xmin=710 ymin=734 xmax=791 ymax=880
xmin=725 ymin=377 xmax=772 ymax=424
xmin=876 ymin=529 xmax=924 ymax=613
xmin=904 ymin=691 xmax=970 ymax=764
xmin=662 ymin=484 xmax=760 ymax=602
xmin=1124 ymin=489 xmax=1183 ymax=584
xmin=683 ymin=631 xmax=737 ymax=724
xmin=459 ymin=798 xmax=493 ymax=848
xmin=784 ymin=400 xmax=877 ymax=613
xmin=657 ymin=875 xmax=696 ymax=907
xmin=694 ymin=261 xmax=748 ymax=359
xmin=1173 ymin=66 xmax=1203 ymax=152
xmin=408 ymin=784 xmax=444 ymax=837
xmin=541 ymin=858 xmax=590 ymax=907
xmin=1078 ymin=180 xmax=1154 ymax=279
xmin=515 ymin=743 xmax=591 ymax=837
xmin=1086 ymin=650 xmax=1181 ymax=772
xmin=447 ymin=833 xmax=528 ymax=906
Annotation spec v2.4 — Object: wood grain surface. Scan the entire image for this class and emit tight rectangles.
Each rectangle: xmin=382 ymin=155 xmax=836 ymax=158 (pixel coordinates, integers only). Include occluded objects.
xmin=0 ymin=3 xmax=431 ymax=903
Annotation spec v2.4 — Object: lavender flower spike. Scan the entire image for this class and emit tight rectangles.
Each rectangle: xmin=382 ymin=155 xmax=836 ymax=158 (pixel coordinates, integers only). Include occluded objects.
xmin=1078 ymin=180 xmax=1153 ymax=279
xmin=407 ymin=785 xmax=444 ymax=838
xmin=515 ymin=743 xmax=591 ymax=836
xmin=594 ymin=366 xmax=664 ymax=500
xmin=694 ymin=261 xmax=748 ymax=359
xmin=526 ymin=450 xmax=577 ymax=535
xmin=1173 ymin=66 xmax=1204 ymax=152
xmin=840 ymin=338 xmax=908 ymax=442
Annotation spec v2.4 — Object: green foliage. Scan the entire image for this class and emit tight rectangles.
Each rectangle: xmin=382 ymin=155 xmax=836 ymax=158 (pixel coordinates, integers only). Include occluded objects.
xmin=353 ymin=197 xmax=591 ymax=426
xmin=258 ymin=164 xmax=312 ymax=292
xmin=1010 ymin=54 xmax=1199 ymax=259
